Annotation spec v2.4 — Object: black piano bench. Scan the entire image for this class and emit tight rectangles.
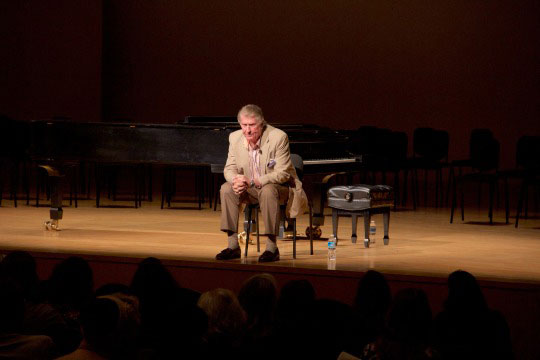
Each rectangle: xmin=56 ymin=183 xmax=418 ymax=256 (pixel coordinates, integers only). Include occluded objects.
xmin=327 ymin=185 xmax=394 ymax=248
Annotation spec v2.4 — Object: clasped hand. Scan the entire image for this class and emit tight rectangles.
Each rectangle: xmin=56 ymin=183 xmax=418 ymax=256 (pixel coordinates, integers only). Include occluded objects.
xmin=232 ymin=175 xmax=249 ymax=195
xmin=232 ymin=175 xmax=262 ymax=195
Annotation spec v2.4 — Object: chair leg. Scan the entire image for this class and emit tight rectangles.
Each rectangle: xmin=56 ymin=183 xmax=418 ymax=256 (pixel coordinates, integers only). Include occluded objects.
xmin=11 ymin=164 xmax=18 ymax=208
xmin=94 ymin=164 xmax=101 ymax=208
xmin=393 ymin=170 xmax=399 ymax=210
xmin=309 ymin=205 xmax=313 ymax=255
xmin=435 ymin=169 xmax=439 ymax=208
xmin=23 ymin=162 xmax=30 ymax=205
xmin=412 ymin=168 xmax=418 ymax=210
xmin=515 ymin=178 xmax=527 ymax=228
xmin=383 ymin=210 xmax=390 ymax=245
xmin=488 ymin=180 xmax=494 ymax=224
xmin=293 ymin=218 xmax=296 ymax=259
xmin=460 ymin=179 xmax=465 ymax=221
xmin=134 ymin=167 xmax=139 ymax=209
xmin=256 ymin=209 xmax=260 ymax=253
xmin=450 ymin=175 xmax=456 ymax=223
xmin=504 ymin=176 xmax=509 ymax=224
xmin=161 ymin=168 xmax=167 ymax=209
xmin=524 ymin=185 xmax=529 ymax=219
xmin=446 ymin=166 xmax=453 ymax=207
xmin=424 ymin=169 xmax=428 ymax=206
xmin=245 ymin=207 xmax=252 ymax=258
xmin=213 ymin=183 xmax=220 ymax=211
xmin=331 ymin=208 xmax=339 ymax=245
xmin=148 ymin=165 xmax=153 ymax=203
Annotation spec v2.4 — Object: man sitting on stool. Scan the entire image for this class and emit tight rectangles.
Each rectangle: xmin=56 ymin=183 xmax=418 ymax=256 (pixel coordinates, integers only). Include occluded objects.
xmin=216 ymin=104 xmax=306 ymax=262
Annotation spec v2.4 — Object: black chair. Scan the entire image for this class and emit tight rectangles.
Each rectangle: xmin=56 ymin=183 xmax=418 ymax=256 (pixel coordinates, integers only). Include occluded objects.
xmin=349 ymin=127 xmax=408 ymax=209
xmin=243 ymin=154 xmax=313 ymax=259
xmin=450 ymin=130 xmax=508 ymax=224
xmin=513 ymin=136 xmax=540 ymax=227
xmin=406 ymin=127 xmax=449 ymax=209
xmin=95 ymin=163 xmax=142 ymax=208
xmin=209 ymin=164 xmax=225 ymax=211
xmin=160 ymin=165 xmax=206 ymax=209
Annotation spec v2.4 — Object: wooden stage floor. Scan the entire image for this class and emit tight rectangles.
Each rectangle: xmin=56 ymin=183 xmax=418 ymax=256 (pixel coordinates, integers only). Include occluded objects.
xmin=1 ymin=200 xmax=539 ymax=285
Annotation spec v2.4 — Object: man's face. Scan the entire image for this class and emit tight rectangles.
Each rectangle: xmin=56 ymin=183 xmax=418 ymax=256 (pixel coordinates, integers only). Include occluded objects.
xmin=239 ymin=114 xmax=263 ymax=145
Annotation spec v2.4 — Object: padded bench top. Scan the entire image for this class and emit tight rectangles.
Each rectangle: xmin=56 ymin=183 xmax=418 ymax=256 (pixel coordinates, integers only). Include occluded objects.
xmin=327 ymin=184 xmax=394 ymax=211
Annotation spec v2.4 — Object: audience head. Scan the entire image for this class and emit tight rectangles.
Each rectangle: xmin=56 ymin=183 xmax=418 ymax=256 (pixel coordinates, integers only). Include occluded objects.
xmin=276 ymin=279 xmax=315 ymax=323
xmin=80 ymin=293 xmax=140 ymax=358
xmin=0 ymin=276 xmax=25 ymax=333
xmin=354 ymin=270 xmax=392 ymax=316
xmin=238 ymin=273 xmax=277 ymax=336
xmin=130 ymin=257 xmax=178 ymax=301
xmin=309 ymin=299 xmax=355 ymax=359
xmin=198 ymin=288 xmax=245 ymax=337
xmin=386 ymin=288 xmax=433 ymax=344
xmin=48 ymin=256 xmax=94 ymax=308
xmin=0 ymin=251 xmax=39 ymax=299
xmin=278 ymin=278 xmax=315 ymax=309
xmin=445 ymin=270 xmax=487 ymax=313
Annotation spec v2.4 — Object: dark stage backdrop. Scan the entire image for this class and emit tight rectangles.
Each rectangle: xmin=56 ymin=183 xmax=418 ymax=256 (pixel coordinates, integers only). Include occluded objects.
xmin=1 ymin=0 xmax=102 ymax=123
xmin=2 ymin=1 xmax=539 ymax=168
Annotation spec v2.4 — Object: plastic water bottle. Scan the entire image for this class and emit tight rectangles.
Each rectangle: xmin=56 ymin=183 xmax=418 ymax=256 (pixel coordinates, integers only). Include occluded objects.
xmin=370 ymin=220 xmax=376 ymax=244
xmin=328 ymin=240 xmax=336 ymax=261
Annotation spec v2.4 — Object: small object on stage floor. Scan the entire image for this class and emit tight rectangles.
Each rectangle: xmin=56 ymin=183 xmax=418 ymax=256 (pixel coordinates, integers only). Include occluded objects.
xmin=44 ymin=219 xmax=60 ymax=231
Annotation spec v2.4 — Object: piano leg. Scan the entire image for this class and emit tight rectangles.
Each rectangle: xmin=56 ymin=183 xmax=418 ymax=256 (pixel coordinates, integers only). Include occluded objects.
xmin=312 ymin=181 xmax=326 ymax=227
xmin=40 ymin=165 xmax=64 ymax=231
xmin=311 ymin=173 xmax=345 ymax=229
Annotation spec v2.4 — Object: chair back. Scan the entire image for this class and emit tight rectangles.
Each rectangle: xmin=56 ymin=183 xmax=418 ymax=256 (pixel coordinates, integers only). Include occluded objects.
xmin=469 ymin=129 xmax=499 ymax=171
xmin=290 ymin=153 xmax=304 ymax=180
xmin=413 ymin=127 xmax=449 ymax=162
xmin=516 ymin=135 xmax=540 ymax=170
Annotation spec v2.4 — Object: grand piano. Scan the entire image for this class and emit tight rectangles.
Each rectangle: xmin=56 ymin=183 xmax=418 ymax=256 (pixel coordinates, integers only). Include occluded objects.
xmin=16 ymin=117 xmax=363 ymax=233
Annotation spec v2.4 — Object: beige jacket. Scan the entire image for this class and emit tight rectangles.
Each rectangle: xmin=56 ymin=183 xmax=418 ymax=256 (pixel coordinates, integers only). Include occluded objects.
xmin=224 ymin=125 xmax=308 ymax=218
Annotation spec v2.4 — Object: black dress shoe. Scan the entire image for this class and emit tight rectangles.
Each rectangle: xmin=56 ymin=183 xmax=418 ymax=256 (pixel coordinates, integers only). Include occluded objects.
xmin=215 ymin=247 xmax=241 ymax=260
xmin=258 ymin=248 xmax=280 ymax=262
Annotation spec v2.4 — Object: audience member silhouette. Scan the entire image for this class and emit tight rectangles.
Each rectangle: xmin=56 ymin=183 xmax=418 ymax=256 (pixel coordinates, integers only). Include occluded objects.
xmin=374 ymin=288 xmax=438 ymax=360
xmin=275 ymin=278 xmax=316 ymax=332
xmin=129 ymin=257 xmax=205 ymax=358
xmin=307 ymin=298 xmax=356 ymax=360
xmin=237 ymin=273 xmax=279 ymax=359
xmin=1 ymin=251 xmax=80 ymax=357
xmin=0 ymin=276 xmax=54 ymax=359
xmin=0 ymin=251 xmax=41 ymax=301
xmin=198 ymin=288 xmax=245 ymax=357
xmin=47 ymin=256 xmax=94 ymax=317
xmin=274 ymin=279 xmax=316 ymax=359
xmin=350 ymin=270 xmax=392 ymax=357
xmin=434 ymin=270 xmax=513 ymax=360
xmin=58 ymin=292 xmax=140 ymax=360
xmin=238 ymin=273 xmax=278 ymax=340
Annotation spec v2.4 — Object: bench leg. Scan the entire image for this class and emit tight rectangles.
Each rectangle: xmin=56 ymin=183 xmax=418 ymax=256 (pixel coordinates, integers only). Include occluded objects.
xmin=363 ymin=210 xmax=370 ymax=248
xmin=332 ymin=208 xmax=339 ymax=245
xmin=383 ymin=210 xmax=390 ymax=245
xmin=351 ymin=214 xmax=358 ymax=244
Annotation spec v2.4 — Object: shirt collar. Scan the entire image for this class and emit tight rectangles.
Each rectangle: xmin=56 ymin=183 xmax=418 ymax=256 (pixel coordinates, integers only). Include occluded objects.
xmin=243 ymin=134 xmax=262 ymax=150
